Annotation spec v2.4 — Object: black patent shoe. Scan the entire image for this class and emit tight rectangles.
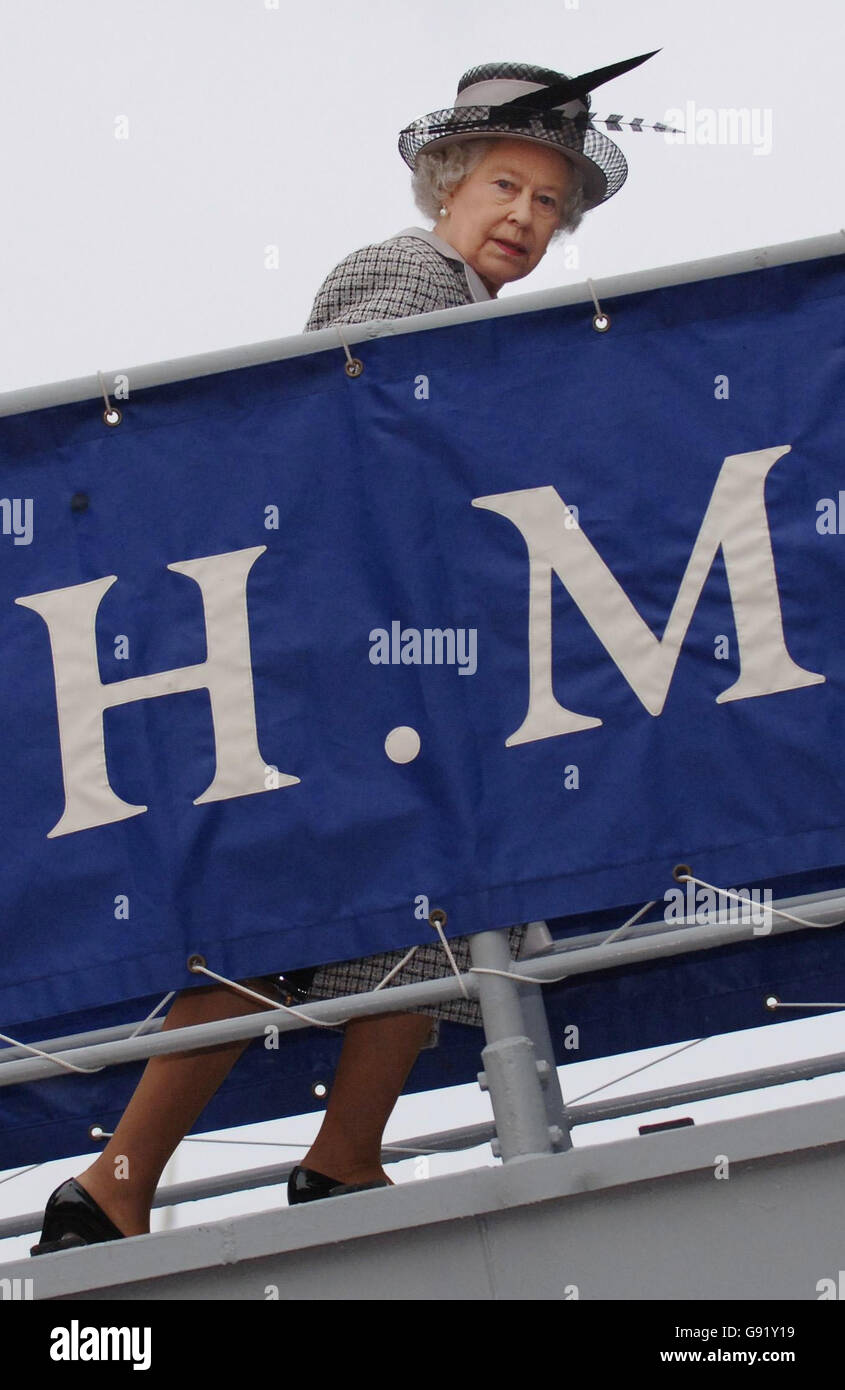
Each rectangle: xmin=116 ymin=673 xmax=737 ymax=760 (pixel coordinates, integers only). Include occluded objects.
xmin=287 ymin=1164 xmax=342 ymax=1205
xmin=287 ymin=1164 xmax=390 ymax=1204
xmin=30 ymin=1177 xmax=127 ymax=1256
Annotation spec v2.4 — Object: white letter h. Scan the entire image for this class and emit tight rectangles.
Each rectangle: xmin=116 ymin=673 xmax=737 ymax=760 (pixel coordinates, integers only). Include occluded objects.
xmin=16 ymin=545 xmax=298 ymax=837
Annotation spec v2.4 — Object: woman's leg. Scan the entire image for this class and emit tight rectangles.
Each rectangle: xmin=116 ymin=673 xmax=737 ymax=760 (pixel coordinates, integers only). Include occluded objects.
xmin=75 ymin=979 xmax=272 ymax=1236
xmin=74 ymin=988 xmax=432 ymax=1234
xmin=302 ymin=1012 xmax=434 ymax=1186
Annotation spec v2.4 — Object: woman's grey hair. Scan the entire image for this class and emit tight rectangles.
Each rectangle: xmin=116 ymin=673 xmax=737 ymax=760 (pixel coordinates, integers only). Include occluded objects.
xmin=411 ymin=136 xmax=586 ymax=238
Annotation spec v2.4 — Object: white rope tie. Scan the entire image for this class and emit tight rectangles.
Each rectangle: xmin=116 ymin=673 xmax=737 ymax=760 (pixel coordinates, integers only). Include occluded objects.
xmin=335 ymin=324 xmax=354 ymax=366
xmin=188 ymin=961 xmax=353 ymax=1028
xmin=0 ymin=1031 xmax=105 ymax=1075
xmin=468 ymin=898 xmax=661 ymax=986
xmin=372 ymin=945 xmax=420 ymax=990
xmin=469 ymin=966 xmax=573 ymax=984
xmin=190 ymin=939 xmax=469 ymax=1026
xmin=677 ymin=872 xmax=845 ymax=931
xmin=563 ymin=868 xmax=845 ymax=1108
xmin=189 ymin=951 xmax=461 ymax=1019
xmin=128 ymin=991 xmax=176 ymax=1037
xmin=422 ymin=904 xmax=719 ymax=1111
xmin=466 ymin=857 xmax=842 ymax=989
xmin=472 ymin=867 xmax=844 ymax=996
xmin=601 ymin=899 xmax=660 ymax=944
xmin=0 ymin=992 xmax=178 ymax=1078
xmin=0 ymin=990 xmax=180 ymax=1079
xmin=428 ymin=916 xmax=470 ymax=999
xmin=334 ymin=324 xmax=363 ymax=377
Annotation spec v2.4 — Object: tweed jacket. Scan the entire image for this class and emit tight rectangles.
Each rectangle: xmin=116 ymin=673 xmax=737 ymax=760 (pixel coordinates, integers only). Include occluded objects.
xmin=303 ymin=226 xmax=492 ymax=332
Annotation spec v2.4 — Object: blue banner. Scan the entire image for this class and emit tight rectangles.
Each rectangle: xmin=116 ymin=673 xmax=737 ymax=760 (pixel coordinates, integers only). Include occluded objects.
xmin=1 ymin=249 xmax=844 ymax=1165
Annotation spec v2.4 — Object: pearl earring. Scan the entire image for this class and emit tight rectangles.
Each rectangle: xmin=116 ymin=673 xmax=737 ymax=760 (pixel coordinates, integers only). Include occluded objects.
xmin=439 ymin=207 xmax=447 ymax=217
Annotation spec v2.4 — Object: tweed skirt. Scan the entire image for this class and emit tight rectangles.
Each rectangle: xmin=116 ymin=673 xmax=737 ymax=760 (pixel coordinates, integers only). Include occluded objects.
xmin=266 ymin=925 xmax=528 ymax=1042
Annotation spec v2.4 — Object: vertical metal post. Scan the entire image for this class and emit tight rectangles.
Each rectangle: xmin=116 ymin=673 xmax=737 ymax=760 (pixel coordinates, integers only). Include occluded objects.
xmin=515 ymin=924 xmax=572 ymax=1150
xmin=470 ymin=927 xmax=566 ymax=1163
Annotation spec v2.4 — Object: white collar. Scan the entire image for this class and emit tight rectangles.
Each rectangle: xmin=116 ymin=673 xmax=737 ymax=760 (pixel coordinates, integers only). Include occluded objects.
xmin=390 ymin=225 xmax=494 ymax=303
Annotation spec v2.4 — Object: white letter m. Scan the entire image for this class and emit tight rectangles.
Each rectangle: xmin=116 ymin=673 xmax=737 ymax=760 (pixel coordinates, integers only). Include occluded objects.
xmin=473 ymin=447 xmax=824 ymax=745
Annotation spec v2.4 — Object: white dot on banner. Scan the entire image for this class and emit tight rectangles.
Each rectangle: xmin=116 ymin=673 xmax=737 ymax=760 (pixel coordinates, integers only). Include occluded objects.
xmin=385 ymin=726 xmax=420 ymax=763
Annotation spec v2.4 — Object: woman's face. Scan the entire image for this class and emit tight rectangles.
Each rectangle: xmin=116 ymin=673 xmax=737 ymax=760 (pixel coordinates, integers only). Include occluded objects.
xmin=435 ymin=138 xmax=575 ymax=296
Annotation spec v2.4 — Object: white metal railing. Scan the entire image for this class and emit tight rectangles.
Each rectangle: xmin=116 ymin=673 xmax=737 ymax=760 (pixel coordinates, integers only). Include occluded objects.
xmin=1 ymin=884 xmax=842 ymax=1089
xmin=1 ymin=233 xmax=841 ymax=420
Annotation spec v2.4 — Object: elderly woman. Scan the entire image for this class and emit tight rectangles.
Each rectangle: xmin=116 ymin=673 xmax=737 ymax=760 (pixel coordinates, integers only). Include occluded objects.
xmin=305 ymin=137 xmax=584 ymax=325
xmin=32 ymin=54 xmax=654 ymax=1252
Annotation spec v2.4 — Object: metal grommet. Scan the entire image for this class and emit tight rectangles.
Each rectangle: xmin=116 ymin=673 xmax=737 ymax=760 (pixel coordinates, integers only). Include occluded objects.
xmin=70 ymin=492 xmax=89 ymax=513
xmin=672 ymin=864 xmax=692 ymax=883
xmin=586 ymin=279 xmax=610 ymax=334
xmin=187 ymin=953 xmax=207 ymax=972
xmin=97 ymin=370 xmax=122 ymax=425
xmin=428 ymin=908 xmax=447 ymax=929
xmin=311 ymin=1080 xmax=328 ymax=1099
xmin=344 ymin=358 xmax=364 ymax=378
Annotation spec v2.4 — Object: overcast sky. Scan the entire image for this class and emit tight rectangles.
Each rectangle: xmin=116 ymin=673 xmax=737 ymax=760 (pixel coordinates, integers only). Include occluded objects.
xmin=0 ymin=0 xmax=841 ymax=392
xmin=1 ymin=0 xmax=843 ymax=1262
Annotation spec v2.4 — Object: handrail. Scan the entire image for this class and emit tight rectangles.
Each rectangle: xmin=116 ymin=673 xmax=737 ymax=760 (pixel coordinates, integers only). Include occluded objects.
xmin=1 ymin=884 xmax=842 ymax=1088
xmin=1 ymin=232 xmax=842 ymax=419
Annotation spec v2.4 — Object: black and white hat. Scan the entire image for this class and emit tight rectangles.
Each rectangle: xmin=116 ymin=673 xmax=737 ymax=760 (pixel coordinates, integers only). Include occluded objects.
xmin=398 ymin=51 xmax=670 ymax=209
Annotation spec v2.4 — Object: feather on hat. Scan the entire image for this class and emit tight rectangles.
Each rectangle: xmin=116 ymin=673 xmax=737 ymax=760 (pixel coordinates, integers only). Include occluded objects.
xmin=398 ymin=50 xmax=676 ymax=209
